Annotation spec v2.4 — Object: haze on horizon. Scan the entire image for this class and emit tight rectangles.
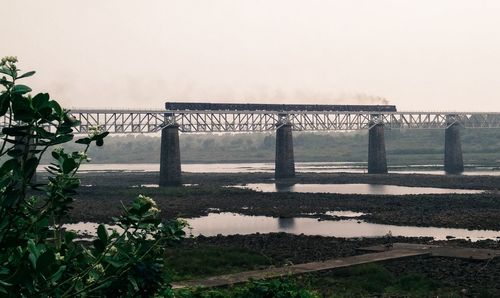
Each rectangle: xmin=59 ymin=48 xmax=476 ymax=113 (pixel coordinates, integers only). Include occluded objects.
xmin=1 ymin=0 xmax=500 ymax=112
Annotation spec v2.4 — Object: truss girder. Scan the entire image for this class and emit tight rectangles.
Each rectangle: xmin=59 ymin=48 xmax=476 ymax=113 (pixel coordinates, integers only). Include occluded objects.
xmin=2 ymin=110 xmax=500 ymax=134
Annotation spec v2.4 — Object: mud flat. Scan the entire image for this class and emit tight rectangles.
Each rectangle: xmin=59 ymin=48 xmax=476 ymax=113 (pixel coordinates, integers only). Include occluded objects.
xmin=60 ymin=170 xmax=500 ymax=295
xmin=70 ymin=171 xmax=500 ymax=190
xmin=61 ymin=171 xmax=500 ymax=231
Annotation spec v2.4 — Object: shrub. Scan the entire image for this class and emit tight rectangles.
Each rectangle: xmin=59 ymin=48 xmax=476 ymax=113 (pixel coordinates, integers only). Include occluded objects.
xmin=0 ymin=57 xmax=185 ymax=297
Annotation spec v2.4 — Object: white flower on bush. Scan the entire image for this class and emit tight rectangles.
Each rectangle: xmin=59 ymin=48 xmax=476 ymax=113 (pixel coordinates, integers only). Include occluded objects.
xmin=88 ymin=126 xmax=104 ymax=138
xmin=137 ymin=194 xmax=157 ymax=207
xmin=95 ymin=264 xmax=105 ymax=274
xmin=55 ymin=252 xmax=64 ymax=262
xmin=0 ymin=56 xmax=18 ymax=67
xmin=108 ymin=245 xmax=118 ymax=254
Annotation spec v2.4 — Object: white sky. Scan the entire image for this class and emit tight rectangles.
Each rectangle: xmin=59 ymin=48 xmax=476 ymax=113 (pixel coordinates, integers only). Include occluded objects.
xmin=2 ymin=0 xmax=500 ymax=111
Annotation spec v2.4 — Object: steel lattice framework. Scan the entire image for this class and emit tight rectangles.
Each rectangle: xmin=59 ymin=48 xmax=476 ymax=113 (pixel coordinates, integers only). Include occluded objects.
xmin=2 ymin=109 xmax=500 ymax=134
xmin=162 ymin=110 xmax=500 ymax=133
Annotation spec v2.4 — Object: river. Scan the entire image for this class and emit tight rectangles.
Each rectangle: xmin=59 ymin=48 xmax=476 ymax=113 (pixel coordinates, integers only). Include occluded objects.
xmin=67 ymin=162 xmax=500 ymax=176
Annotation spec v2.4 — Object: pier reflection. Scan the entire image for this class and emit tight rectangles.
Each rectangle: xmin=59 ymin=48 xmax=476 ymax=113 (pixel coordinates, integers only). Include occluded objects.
xmin=277 ymin=217 xmax=295 ymax=229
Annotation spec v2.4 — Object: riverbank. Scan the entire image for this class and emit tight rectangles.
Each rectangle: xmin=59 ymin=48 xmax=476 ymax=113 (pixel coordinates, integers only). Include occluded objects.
xmin=63 ymin=170 xmax=500 ymax=296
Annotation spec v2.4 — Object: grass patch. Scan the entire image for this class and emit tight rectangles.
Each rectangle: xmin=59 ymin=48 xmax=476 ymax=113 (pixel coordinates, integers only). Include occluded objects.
xmin=165 ymin=244 xmax=273 ymax=281
xmin=298 ymin=263 xmax=460 ymax=297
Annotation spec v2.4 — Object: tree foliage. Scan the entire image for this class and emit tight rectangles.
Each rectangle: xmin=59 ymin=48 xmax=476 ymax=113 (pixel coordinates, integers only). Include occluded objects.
xmin=0 ymin=57 xmax=186 ymax=297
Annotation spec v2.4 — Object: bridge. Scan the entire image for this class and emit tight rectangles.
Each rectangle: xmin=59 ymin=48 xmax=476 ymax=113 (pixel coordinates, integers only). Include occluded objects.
xmin=3 ymin=102 xmax=500 ymax=186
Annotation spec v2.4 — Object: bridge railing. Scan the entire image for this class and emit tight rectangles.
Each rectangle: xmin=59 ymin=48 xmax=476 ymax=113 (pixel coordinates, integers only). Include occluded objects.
xmin=2 ymin=109 xmax=500 ymax=134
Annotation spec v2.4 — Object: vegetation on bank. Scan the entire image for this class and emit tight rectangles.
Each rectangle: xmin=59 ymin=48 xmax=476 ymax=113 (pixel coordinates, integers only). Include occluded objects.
xmin=165 ymin=244 xmax=494 ymax=297
xmin=0 ymin=57 xmax=193 ymax=296
xmin=46 ymin=128 xmax=500 ymax=166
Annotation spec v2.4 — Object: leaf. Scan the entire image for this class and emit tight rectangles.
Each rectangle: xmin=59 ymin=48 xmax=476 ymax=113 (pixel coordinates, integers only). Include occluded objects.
xmin=32 ymin=93 xmax=49 ymax=110
xmin=12 ymin=94 xmax=35 ymax=121
xmin=17 ymin=70 xmax=36 ymax=79
xmin=51 ymin=134 xmax=73 ymax=145
xmin=1 ymin=126 xmax=29 ymax=136
xmin=90 ymin=280 xmax=113 ymax=292
xmin=24 ymin=157 xmax=39 ymax=179
xmin=75 ymin=137 xmax=91 ymax=145
xmin=33 ymin=127 xmax=55 ymax=138
xmin=62 ymin=158 xmax=77 ymax=174
xmin=128 ymin=276 xmax=139 ymax=292
xmin=36 ymin=250 xmax=55 ymax=274
xmin=0 ymin=93 xmax=9 ymax=117
xmin=2 ymin=192 xmax=19 ymax=208
xmin=6 ymin=149 xmax=23 ymax=158
xmin=51 ymin=150 xmax=60 ymax=160
xmin=57 ymin=126 xmax=74 ymax=134
xmin=98 ymin=131 xmax=110 ymax=138
xmin=11 ymin=84 xmax=32 ymax=95
xmin=97 ymin=224 xmax=108 ymax=245
xmin=65 ymin=231 xmax=76 ymax=243
xmin=104 ymin=258 xmax=124 ymax=268
xmin=49 ymin=100 xmax=63 ymax=116
xmin=0 ymin=67 xmax=14 ymax=77
xmin=27 ymin=240 xmax=40 ymax=269
xmin=0 ymin=159 xmax=19 ymax=176
xmin=93 ymin=239 xmax=105 ymax=253
xmin=49 ymin=265 xmax=66 ymax=283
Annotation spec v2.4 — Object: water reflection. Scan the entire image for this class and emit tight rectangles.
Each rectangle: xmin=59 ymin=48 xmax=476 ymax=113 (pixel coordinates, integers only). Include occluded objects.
xmin=65 ymin=212 xmax=500 ymax=241
xmin=325 ymin=211 xmax=366 ymax=217
xmin=42 ymin=162 xmax=500 ymax=176
xmin=277 ymin=217 xmax=295 ymax=229
xmin=233 ymin=183 xmax=484 ymax=195
xmin=187 ymin=213 xmax=500 ymax=241
xmin=275 ymin=182 xmax=296 ymax=192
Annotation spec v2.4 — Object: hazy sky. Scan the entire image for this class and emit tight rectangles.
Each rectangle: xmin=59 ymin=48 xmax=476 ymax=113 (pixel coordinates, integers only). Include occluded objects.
xmin=2 ymin=0 xmax=500 ymax=111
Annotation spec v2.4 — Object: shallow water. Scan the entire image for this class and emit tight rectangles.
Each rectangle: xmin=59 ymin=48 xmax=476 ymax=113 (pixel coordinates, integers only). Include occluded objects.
xmin=186 ymin=213 xmax=500 ymax=241
xmin=231 ymin=183 xmax=484 ymax=195
xmin=65 ymin=212 xmax=500 ymax=242
xmin=325 ymin=210 xmax=367 ymax=217
xmin=41 ymin=162 xmax=500 ymax=176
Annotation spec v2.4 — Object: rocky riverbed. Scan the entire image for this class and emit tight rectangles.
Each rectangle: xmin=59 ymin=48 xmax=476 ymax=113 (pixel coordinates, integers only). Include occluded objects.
xmin=59 ymin=170 xmax=500 ymax=295
xmin=60 ymin=171 xmax=500 ymax=231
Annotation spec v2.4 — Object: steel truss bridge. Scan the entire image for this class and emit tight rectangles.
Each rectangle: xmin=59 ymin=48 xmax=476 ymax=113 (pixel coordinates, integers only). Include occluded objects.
xmin=56 ymin=109 xmax=500 ymax=134
xmin=2 ymin=109 xmax=500 ymax=134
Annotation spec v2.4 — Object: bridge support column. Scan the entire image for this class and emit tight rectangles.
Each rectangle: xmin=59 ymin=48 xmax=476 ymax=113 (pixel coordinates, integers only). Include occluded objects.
xmin=159 ymin=124 xmax=182 ymax=186
xmin=368 ymin=121 xmax=388 ymax=174
xmin=444 ymin=120 xmax=463 ymax=174
xmin=275 ymin=123 xmax=295 ymax=179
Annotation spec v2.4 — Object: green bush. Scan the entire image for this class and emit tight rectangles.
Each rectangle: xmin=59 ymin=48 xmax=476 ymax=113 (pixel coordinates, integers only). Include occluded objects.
xmin=175 ymin=279 xmax=320 ymax=298
xmin=0 ymin=57 xmax=186 ymax=297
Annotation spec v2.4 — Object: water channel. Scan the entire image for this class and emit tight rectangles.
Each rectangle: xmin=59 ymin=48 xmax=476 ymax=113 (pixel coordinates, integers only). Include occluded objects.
xmin=230 ymin=183 xmax=484 ymax=195
xmin=65 ymin=212 xmax=500 ymax=242
xmin=59 ymin=162 xmax=500 ymax=176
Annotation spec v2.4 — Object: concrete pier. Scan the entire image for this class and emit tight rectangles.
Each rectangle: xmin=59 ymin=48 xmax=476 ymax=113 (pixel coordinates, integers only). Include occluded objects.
xmin=444 ymin=121 xmax=464 ymax=174
xmin=159 ymin=124 xmax=182 ymax=186
xmin=275 ymin=123 xmax=295 ymax=179
xmin=368 ymin=121 xmax=388 ymax=174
